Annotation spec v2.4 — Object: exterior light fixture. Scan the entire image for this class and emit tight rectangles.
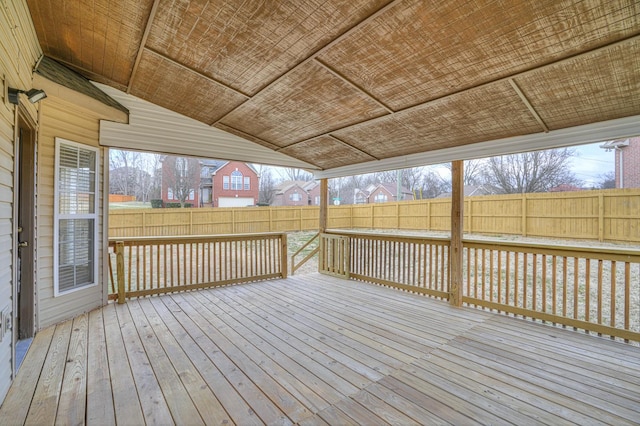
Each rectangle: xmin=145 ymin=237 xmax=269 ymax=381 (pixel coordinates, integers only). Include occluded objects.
xmin=8 ymin=88 xmax=47 ymax=105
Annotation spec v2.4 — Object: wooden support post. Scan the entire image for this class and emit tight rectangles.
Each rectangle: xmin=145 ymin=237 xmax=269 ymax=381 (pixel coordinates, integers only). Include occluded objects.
xmin=450 ymin=161 xmax=464 ymax=307
xmin=280 ymin=233 xmax=288 ymax=278
xmin=116 ymin=241 xmax=126 ymax=304
xmin=319 ymin=179 xmax=328 ymax=233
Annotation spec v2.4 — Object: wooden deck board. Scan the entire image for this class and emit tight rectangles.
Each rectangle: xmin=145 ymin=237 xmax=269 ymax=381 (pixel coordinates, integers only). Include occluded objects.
xmin=1 ymin=273 xmax=639 ymax=425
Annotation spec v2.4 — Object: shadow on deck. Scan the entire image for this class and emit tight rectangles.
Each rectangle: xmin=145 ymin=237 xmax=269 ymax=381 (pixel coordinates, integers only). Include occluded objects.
xmin=2 ymin=274 xmax=639 ymax=425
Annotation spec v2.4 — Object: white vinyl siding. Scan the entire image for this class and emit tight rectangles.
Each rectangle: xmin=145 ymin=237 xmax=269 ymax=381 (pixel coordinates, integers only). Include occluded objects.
xmin=38 ymin=98 xmax=105 ymax=329
xmin=54 ymin=139 xmax=99 ymax=295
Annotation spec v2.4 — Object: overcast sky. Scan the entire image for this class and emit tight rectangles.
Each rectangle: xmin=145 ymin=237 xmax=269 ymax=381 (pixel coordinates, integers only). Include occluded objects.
xmin=572 ymin=142 xmax=615 ymax=187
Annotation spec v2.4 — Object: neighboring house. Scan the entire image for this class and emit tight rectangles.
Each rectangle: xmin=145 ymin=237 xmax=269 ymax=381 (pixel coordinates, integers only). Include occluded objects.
xmin=161 ymin=157 xmax=259 ymax=207
xmin=354 ymin=183 xmax=414 ymax=204
xmin=304 ymin=181 xmax=323 ymax=205
xmin=272 ymin=181 xmax=311 ymax=206
xmin=201 ymin=160 xmax=259 ymax=208
xmin=437 ymin=185 xmax=493 ymax=198
xmin=600 ymin=137 xmax=640 ymax=188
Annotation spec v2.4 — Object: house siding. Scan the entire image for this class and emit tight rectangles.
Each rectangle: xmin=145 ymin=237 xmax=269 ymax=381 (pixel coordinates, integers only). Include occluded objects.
xmin=0 ymin=0 xmax=42 ymax=402
xmin=616 ymin=137 xmax=640 ymax=188
xmin=37 ymin=97 xmax=105 ymax=329
xmin=273 ymin=185 xmax=308 ymax=206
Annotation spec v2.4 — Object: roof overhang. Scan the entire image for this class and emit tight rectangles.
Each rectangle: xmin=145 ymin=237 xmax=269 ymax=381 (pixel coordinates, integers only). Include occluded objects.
xmin=97 ymin=83 xmax=317 ymax=170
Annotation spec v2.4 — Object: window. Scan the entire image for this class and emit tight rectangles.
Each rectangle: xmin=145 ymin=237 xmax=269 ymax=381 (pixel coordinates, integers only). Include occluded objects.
xmin=167 ymin=187 xmax=174 ymax=199
xmin=223 ymin=175 xmax=229 ymax=190
xmin=54 ymin=139 xmax=99 ymax=295
xmin=290 ymin=192 xmax=301 ymax=201
xmin=374 ymin=193 xmax=388 ymax=203
xmin=189 ymin=189 xmax=195 ymax=200
xmin=231 ymin=170 xmax=243 ymax=190
xmin=315 ymin=195 xmax=320 ymax=205
xmin=244 ymin=176 xmax=250 ymax=190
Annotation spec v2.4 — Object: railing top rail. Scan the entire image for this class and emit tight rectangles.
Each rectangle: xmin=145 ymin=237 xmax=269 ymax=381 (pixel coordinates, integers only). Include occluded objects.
xmin=326 ymin=230 xmax=640 ymax=261
xmin=108 ymin=232 xmax=287 ymax=247
xmin=463 ymin=238 xmax=640 ymax=261
xmin=326 ymin=229 xmax=451 ymax=244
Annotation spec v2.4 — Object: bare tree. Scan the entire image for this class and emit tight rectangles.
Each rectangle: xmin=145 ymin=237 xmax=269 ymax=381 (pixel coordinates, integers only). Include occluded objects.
xmin=109 ymin=149 xmax=141 ymax=197
xmin=163 ymin=156 xmax=201 ymax=207
xmin=445 ymin=159 xmax=484 ymax=186
xmin=598 ymin=171 xmax=616 ymax=189
xmin=481 ymin=148 xmax=581 ymax=194
xmin=258 ymin=166 xmax=277 ymax=205
xmin=282 ymin=167 xmax=313 ymax=182
xmin=417 ymin=169 xmax=451 ymax=198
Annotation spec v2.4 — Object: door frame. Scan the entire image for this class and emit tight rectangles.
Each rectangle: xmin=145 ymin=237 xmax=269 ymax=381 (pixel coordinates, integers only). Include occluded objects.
xmin=12 ymin=103 xmax=38 ymax=375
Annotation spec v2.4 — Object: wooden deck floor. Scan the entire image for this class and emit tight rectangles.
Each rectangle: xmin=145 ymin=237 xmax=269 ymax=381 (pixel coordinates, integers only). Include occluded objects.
xmin=2 ymin=274 xmax=640 ymax=425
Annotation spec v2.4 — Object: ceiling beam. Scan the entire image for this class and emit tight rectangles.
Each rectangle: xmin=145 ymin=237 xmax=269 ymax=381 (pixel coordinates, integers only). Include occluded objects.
xmin=287 ymin=34 xmax=640 ymax=150
xmin=212 ymin=0 xmax=404 ymax=125
xmin=314 ymin=58 xmax=394 ymax=113
xmin=144 ymin=48 xmax=251 ymax=99
xmin=127 ymin=0 xmax=161 ymax=94
xmin=508 ymin=79 xmax=549 ymax=133
xmin=327 ymin=135 xmax=380 ymax=160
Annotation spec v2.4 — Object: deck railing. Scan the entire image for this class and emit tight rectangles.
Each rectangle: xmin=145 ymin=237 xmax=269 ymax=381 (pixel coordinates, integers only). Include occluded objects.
xmin=319 ymin=233 xmax=350 ymax=278
xmin=332 ymin=231 xmax=450 ymax=300
xmin=328 ymin=231 xmax=640 ymax=341
xmin=108 ymin=233 xmax=287 ymax=301
xmin=462 ymin=240 xmax=640 ymax=342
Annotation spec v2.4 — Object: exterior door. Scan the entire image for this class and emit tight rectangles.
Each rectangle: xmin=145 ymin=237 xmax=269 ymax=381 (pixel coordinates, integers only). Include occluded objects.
xmin=15 ymin=110 xmax=36 ymax=340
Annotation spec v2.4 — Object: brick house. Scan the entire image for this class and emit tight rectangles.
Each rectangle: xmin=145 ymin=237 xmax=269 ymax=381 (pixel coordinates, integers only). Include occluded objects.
xmin=200 ymin=160 xmax=259 ymax=207
xmin=305 ymin=181 xmax=323 ymax=205
xmin=354 ymin=183 xmax=414 ymax=203
xmin=161 ymin=156 xmax=259 ymax=207
xmin=272 ymin=181 xmax=311 ymax=206
xmin=601 ymin=137 xmax=640 ymax=188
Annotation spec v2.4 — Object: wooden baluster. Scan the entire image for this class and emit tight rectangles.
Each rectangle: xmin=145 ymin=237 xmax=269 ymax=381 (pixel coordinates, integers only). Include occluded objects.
xmin=597 ymin=259 xmax=603 ymax=329
xmin=116 ymin=241 xmax=125 ymax=304
xmin=610 ymin=261 xmax=617 ymax=329
xmin=624 ymin=262 xmax=630 ymax=335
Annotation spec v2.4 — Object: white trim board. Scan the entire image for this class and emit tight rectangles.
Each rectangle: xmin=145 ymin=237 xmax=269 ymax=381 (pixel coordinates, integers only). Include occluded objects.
xmin=313 ymin=115 xmax=640 ymax=179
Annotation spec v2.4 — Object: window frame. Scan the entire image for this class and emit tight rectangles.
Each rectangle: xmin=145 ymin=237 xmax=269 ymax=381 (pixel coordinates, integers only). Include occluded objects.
xmin=231 ymin=170 xmax=243 ymax=190
xmin=53 ymin=138 xmax=100 ymax=296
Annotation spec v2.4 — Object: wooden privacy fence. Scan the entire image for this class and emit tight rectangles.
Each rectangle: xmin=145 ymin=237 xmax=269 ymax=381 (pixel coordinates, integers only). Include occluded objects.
xmin=108 ymin=233 xmax=288 ymax=302
xmin=109 ymin=189 xmax=640 ymax=244
xmin=326 ymin=231 xmax=640 ymax=342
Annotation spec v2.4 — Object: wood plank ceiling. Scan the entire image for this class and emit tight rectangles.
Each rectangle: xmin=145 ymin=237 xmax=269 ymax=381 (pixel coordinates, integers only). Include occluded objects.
xmin=27 ymin=0 xmax=640 ymax=172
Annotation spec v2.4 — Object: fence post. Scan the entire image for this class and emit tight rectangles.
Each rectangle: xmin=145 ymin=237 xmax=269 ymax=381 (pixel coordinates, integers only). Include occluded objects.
xmin=280 ymin=233 xmax=288 ymax=278
xmin=189 ymin=210 xmax=193 ymax=235
xmin=521 ymin=195 xmax=528 ymax=237
xmin=598 ymin=193 xmax=605 ymax=242
xmin=116 ymin=241 xmax=126 ymax=304
xmin=232 ymin=209 xmax=236 ymax=233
